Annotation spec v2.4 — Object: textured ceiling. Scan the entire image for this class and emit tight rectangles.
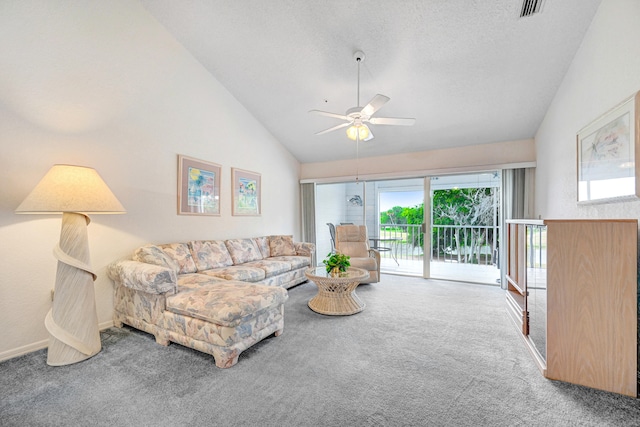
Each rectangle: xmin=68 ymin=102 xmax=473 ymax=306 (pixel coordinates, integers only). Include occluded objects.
xmin=141 ymin=0 xmax=602 ymax=164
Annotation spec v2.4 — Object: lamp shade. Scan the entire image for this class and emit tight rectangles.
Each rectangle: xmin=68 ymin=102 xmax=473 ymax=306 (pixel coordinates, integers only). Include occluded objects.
xmin=15 ymin=165 xmax=125 ymax=214
xmin=346 ymin=124 xmax=370 ymax=141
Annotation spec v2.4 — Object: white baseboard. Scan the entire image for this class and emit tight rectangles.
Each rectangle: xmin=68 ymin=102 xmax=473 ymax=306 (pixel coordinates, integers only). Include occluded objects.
xmin=99 ymin=319 xmax=115 ymax=330
xmin=0 ymin=320 xmax=116 ymax=363
xmin=0 ymin=339 xmax=49 ymax=362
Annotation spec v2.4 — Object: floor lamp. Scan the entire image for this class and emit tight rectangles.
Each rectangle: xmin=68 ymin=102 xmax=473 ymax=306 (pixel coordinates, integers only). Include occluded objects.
xmin=16 ymin=165 xmax=125 ymax=366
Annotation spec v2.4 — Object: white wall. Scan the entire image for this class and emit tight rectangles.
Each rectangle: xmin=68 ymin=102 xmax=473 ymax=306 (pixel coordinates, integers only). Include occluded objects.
xmin=300 ymin=138 xmax=535 ymax=181
xmin=0 ymin=1 xmax=300 ymax=359
xmin=343 ymin=182 xmax=365 ymax=225
xmin=535 ymin=0 xmax=640 ymax=219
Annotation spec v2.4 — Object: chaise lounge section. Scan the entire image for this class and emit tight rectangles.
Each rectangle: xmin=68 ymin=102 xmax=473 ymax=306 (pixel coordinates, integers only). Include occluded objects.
xmin=108 ymin=235 xmax=314 ymax=367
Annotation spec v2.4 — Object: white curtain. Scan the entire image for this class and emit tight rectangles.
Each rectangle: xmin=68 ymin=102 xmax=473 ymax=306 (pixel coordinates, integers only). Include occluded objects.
xmin=501 ymin=168 xmax=535 ymax=220
xmin=300 ymin=182 xmax=317 ymax=266
xmin=499 ymin=168 xmax=535 ymax=288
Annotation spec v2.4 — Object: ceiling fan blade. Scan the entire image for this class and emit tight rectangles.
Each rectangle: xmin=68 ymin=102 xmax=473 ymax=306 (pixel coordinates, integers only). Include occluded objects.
xmin=309 ymin=110 xmax=349 ymax=120
xmin=361 ymin=94 xmax=390 ymax=116
xmin=315 ymin=122 xmax=350 ymax=136
xmin=369 ymin=117 xmax=416 ymax=126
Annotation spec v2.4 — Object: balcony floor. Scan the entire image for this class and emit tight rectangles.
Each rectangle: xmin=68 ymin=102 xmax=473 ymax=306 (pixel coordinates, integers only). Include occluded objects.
xmin=380 ymin=257 xmax=501 ymax=285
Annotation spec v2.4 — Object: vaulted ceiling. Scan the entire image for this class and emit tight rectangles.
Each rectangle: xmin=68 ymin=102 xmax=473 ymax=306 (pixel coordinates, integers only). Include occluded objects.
xmin=141 ymin=0 xmax=602 ymax=164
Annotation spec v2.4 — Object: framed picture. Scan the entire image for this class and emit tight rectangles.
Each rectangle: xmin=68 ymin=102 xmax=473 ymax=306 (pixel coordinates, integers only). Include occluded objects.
xmin=178 ymin=155 xmax=221 ymax=215
xmin=232 ymin=168 xmax=261 ymax=216
xmin=577 ymin=91 xmax=640 ymax=203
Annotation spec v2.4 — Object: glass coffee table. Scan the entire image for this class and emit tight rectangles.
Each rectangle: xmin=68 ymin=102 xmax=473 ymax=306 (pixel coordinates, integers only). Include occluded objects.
xmin=304 ymin=267 xmax=370 ymax=315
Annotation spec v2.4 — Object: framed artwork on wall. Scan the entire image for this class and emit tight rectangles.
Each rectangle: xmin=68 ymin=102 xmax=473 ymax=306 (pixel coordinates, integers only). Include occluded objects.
xmin=178 ymin=155 xmax=221 ymax=215
xmin=577 ymin=91 xmax=640 ymax=203
xmin=232 ymin=168 xmax=261 ymax=216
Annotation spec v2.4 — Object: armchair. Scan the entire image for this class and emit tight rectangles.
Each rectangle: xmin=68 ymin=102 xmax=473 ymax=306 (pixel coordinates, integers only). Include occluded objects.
xmin=334 ymin=225 xmax=380 ymax=283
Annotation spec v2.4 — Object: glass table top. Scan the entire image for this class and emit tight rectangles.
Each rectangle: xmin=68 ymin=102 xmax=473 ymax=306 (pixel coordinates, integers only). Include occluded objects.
xmin=306 ymin=266 xmax=369 ymax=280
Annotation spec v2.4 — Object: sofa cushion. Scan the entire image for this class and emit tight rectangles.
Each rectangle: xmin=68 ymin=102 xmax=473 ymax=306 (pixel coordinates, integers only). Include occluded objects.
xmin=243 ymin=260 xmax=292 ymax=278
xmin=165 ymin=282 xmax=288 ymax=327
xmin=253 ymin=236 xmax=270 ymax=258
xmin=200 ymin=266 xmax=266 ymax=282
xmin=133 ymin=245 xmax=179 ymax=272
xmin=177 ymin=273 xmax=228 ymax=292
xmin=268 ymin=255 xmax=311 ymax=270
xmin=348 ymin=256 xmax=377 ymax=272
xmin=153 ymin=243 xmax=197 ymax=274
xmin=269 ymin=235 xmax=296 ymax=256
xmin=189 ymin=240 xmax=233 ymax=271
xmin=225 ymin=239 xmax=263 ymax=264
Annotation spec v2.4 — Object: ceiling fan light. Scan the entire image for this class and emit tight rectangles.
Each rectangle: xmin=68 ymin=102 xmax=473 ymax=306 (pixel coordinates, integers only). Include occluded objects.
xmin=346 ymin=124 xmax=370 ymax=141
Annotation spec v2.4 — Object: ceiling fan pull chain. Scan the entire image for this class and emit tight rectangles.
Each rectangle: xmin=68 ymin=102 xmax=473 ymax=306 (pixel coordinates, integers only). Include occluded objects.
xmin=355 ymin=136 xmax=360 ymax=183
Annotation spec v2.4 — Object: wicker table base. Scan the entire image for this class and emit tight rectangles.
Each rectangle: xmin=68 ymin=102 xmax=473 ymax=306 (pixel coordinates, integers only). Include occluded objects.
xmin=305 ymin=267 xmax=369 ymax=315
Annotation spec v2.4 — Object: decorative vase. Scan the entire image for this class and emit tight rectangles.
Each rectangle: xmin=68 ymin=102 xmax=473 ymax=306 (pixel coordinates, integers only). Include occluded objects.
xmin=330 ymin=266 xmax=341 ymax=277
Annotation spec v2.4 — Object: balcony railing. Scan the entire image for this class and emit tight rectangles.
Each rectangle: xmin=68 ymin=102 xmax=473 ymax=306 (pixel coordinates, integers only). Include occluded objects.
xmin=377 ymin=224 xmax=423 ymax=261
xmin=431 ymin=224 xmax=498 ymax=265
xmin=376 ymin=224 xmax=498 ymax=265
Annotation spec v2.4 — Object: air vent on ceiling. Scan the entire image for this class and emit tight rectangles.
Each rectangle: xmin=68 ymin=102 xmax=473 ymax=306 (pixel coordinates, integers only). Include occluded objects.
xmin=520 ymin=0 xmax=545 ymax=18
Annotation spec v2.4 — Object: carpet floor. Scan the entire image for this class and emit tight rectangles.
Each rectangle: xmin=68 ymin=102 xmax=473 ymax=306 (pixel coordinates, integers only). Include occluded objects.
xmin=1 ymin=275 xmax=640 ymax=426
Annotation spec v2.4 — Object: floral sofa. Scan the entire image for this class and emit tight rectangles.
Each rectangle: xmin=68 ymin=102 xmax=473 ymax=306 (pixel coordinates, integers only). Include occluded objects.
xmin=107 ymin=235 xmax=314 ymax=368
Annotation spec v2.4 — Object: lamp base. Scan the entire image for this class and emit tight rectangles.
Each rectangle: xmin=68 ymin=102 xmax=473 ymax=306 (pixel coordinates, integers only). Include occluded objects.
xmin=45 ymin=212 xmax=101 ymax=366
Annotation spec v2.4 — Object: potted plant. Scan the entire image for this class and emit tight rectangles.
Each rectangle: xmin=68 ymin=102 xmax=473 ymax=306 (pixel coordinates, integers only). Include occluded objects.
xmin=322 ymin=252 xmax=351 ymax=276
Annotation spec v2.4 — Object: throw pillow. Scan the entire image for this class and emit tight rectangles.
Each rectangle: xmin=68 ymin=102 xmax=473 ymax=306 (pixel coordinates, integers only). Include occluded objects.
xmin=207 ymin=240 xmax=235 ymax=268
xmin=269 ymin=235 xmax=296 ymax=257
xmin=158 ymin=243 xmax=198 ymax=274
xmin=133 ymin=244 xmax=178 ymax=272
xmin=253 ymin=236 xmax=270 ymax=258
xmin=189 ymin=240 xmax=233 ymax=271
xmin=225 ymin=239 xmax=263 ymax=264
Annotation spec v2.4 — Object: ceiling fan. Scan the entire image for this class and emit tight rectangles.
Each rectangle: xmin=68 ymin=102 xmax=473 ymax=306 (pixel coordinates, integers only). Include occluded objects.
xmin=309 ymin=50 xmax=416 ymax=142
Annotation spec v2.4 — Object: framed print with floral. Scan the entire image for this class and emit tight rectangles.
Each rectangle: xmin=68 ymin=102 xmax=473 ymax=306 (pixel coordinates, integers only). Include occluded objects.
xmin=178 ymin=155 xmax=221 ymax=215
xmin=577 ymin=91 xmax=640 ymax=203
xmin=232 ymin=168 xmax=261 ymax=216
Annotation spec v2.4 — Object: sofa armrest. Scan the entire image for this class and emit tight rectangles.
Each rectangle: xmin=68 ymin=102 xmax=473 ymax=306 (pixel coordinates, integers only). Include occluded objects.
xmin=368 ymin=248 xmax=381 ymax=266
xmin=294 ymin=242 xmax=315 ymax=257
xmin=107 ymin=259 xmax=178 ymax=295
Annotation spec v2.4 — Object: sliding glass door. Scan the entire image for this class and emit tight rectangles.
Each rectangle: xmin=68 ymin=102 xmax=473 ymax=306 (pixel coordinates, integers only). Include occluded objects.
xmin=429 ymin=172 xmax=501 ymax=284
xmin=374 ymin=178 xmax=426 ymax=275
xmin=314 ymin=181 xmax=366 ymax=259
xmin=309 ymin=172 xmax=502 ymax=285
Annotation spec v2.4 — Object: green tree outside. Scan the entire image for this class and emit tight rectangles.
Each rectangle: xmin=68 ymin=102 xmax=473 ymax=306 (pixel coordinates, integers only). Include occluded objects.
xmin=381 ymin=203 xmax=424 ymax=247
xmin=379 ymin=188 xmax=496 ymax=264
xmin=380 ymin=205 xmax=406 ymax=225
xmin=432 ymin=188 xmax=495 ymax=263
